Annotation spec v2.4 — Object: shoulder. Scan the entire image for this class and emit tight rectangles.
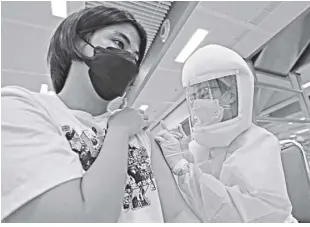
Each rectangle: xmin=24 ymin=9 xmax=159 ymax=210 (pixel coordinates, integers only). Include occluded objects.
xmin=2 ymin=86 xmax=57 ymax=116
xmin=231 ymin=124 xmax=280 ymax=153
xmin=243 ymin=124 xmax=278 ymax=143
xmin=2 ymin=86 xmax=46 ymax=109
xmin=2 ymin=86 xmax=37 ymax=98
xmin=250 ymin=124 xmax=279 ymax=144
xmin=1 ymin=86 xmax=58 ymax=132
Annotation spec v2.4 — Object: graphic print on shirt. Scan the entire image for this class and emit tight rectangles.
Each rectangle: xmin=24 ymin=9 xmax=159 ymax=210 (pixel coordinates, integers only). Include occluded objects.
xmin=61 ymin=125 xmax=107 ymax=171
xmin=122 ymin=144 xmax=157 ymax=212
xmin=61 ymin=125 xmax=157 ymax=212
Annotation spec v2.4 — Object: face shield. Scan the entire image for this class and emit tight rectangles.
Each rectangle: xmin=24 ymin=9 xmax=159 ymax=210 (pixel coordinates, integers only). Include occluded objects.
xmin=186 ymin=72 xmax=238 ymax=129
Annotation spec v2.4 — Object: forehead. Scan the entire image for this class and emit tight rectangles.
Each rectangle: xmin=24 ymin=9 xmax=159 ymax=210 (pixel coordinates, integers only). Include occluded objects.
xmin=95 ymin=23 xmax=141 ymax=49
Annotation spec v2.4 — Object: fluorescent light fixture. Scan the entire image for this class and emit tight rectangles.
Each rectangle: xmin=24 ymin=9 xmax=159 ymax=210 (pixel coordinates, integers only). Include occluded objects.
xmin=290 ymin=134 xmax=297 ymax=138
xmin=139 ymin=105 xmax=149 ymax=112
xmin=175 ymin=29 xmax=209 ymax=63
xmin=288 ymin=122 xmax=293 ymax=125
xmin=51 ymin=0 xmax=67 ymax=18
xmin=296 ymin=128 xmax=310 ymax=134
xmin=302 ymin=81 xmax=310 ymax=89
xmin=40 ymin=84 xmax=48 ymax=93
xmin=300 ymin=117 xmax=306 ymax=120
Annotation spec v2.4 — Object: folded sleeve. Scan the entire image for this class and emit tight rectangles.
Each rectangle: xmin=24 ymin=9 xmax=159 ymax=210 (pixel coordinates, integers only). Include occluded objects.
xmin=1 ymin=87 xmax=84 ymax=220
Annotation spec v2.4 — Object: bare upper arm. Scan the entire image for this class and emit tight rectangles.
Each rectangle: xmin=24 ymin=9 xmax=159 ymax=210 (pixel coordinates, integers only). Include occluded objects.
xmin=3 ymin=178 xmax=88 ymax=223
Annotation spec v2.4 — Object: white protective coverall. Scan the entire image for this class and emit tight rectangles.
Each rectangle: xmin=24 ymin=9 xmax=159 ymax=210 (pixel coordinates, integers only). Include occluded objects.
xmin=155 ymin=45 xmax=295 ymax=223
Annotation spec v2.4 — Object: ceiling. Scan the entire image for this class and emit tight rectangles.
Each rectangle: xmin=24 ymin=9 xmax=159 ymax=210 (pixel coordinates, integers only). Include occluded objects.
xmin=1 ymin=1 xmax=310 ymax=148
xmin=1 ymin=1 xmax=86 ymax=91
xmin=85 ymin=1 xmax=173 ymax=53
xmin=130 ymin=1 xmax=310 ymax=128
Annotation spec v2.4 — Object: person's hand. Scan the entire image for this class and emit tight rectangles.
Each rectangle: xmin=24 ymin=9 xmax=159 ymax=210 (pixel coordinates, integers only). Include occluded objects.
xmin=168 ymin=123 xmax=191 ymax=152
xmin=155 ymin=121 xmax=189 ymax=175
xmin=107 ymin=95 xmax=127 ymax=113
xmin=161 ymin=121 xmax=194 ymax=163
xmin=108 ymin=107 xmax=150 ymax=137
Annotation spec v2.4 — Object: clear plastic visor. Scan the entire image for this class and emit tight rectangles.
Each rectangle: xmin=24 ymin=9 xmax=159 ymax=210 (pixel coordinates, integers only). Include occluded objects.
xmin=186 ymin=74 xmax=238 ymax=128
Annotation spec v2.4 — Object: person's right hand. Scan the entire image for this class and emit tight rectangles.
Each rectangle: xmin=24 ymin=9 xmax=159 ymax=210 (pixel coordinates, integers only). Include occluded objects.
xmin=167 ymin=123 xmax=191 ymax=151
xmin=108 ymin=107 xmax=150 ymax=137
xmin=155 ymin=121 xmax=191 ymax=175
xmin=159 ymin=121 xmax=194 ymax=163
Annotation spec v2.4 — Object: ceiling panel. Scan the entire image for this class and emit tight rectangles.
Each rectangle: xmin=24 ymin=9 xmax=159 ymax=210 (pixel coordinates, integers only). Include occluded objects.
xmin=236 ymin=3 xmax=310 ymax=59
xmin=1 ymin=1 xmax=62 ymax=29
xmin=258 ymin=1 xmax=310 ymax=33
xmin=198 ymin=1 xmax=270 ymax=23
xmin=233 ymin=29 xmax=271 ymax=58
xmin=254 ymin=8 xmax=310 ymax=75
xmin=2 ymin=21 xmax=53 ymax=75
xmin=158 ymin=7 xmax=249 ymax=70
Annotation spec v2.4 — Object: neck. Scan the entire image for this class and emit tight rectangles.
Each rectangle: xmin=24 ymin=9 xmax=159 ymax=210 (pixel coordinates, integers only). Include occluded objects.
xmin=58 ymin=63 xmax=109 ymax=116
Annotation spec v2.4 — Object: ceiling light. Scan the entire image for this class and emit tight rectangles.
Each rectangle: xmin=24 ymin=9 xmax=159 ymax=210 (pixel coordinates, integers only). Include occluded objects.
xmin=302 ymin=81 xmax=310 ymax=89
xmin=51 ymin=0 xmax=67 ymax=18
xmin=40 ymin=84 xmax=48 ymax=93
xmin=175 ymin=29 xmax=209 ymax=63
xmin=139 ymin=105 xmax=149 ymax=112
xmin=290 ymin=135 xmax=296 ymax=138
xmin=300 ymin=117 xmax=306 ymax=120
xmin=288 ymin=122 xmax=293 ymax=125
xmin=296 ymin=128 xmax=310 ymax=134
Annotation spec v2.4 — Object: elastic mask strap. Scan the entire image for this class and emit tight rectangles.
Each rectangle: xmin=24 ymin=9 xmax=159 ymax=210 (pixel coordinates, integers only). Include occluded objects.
xmin=207 ymin=82 xmax=213 ymax=100
xmin=78 ymin=34 xmax=95 ymax=49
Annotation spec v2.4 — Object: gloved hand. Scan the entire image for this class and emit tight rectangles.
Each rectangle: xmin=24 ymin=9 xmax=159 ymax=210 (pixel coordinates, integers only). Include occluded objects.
xmin=169 ymin=123 xmax=194 ymax=163
xmin=155 ymin=121 xmax=190 ymax=175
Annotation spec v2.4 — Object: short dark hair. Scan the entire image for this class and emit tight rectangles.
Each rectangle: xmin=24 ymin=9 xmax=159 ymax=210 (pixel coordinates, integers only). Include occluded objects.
xmin=47 ymin=5 xmax=147 ymax=93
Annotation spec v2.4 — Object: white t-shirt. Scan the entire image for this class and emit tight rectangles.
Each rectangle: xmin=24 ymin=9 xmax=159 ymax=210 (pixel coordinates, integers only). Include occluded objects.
xmin=1 ymin=86 xmax=164 ymax=222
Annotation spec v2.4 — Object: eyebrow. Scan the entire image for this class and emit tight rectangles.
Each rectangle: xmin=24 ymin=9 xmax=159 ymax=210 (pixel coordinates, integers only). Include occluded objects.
xmin=113 ymin=31 xmax=140 ymax=59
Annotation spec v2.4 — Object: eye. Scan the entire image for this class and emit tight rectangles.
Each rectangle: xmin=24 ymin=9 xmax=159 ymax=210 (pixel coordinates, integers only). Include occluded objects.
xmin=113 ymin=39 xmax=125 ymax=49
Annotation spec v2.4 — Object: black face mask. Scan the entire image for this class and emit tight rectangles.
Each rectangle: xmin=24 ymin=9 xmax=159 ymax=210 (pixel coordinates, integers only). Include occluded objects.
xmin=83 ymin=39 xmax=139 ymax=101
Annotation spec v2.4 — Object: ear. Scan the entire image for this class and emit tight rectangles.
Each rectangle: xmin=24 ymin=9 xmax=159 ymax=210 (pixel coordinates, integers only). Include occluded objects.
xmin=77 ymin=36 xmax=93 ymax=58
xmin=76 ymin=34 xmax=86 ymax=48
